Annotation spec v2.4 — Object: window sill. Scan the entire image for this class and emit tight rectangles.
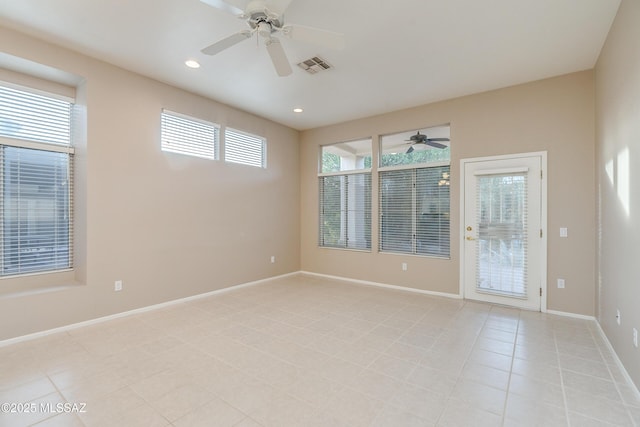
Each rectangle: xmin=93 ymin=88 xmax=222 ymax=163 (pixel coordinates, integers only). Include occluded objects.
xmin=318 ymin=246 xmax=372 ymax=253
xmin=378 ymin=250 xmax=451 ymax=260
xmin=0 ymin=269 xmax=83 ymax=299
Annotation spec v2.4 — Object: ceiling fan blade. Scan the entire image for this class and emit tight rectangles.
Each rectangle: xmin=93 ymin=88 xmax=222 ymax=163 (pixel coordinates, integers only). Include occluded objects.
xmin=200 ymin=0 xmax=246 ymax=16
xmin=268 ymin=0 xmax=295 ymax=15
xmin=425 ymin=141 xmax=448 ymax=149
xmin=201 ymin=31 xmax=252 ymax=55
xmin=282 ymin=24 xmax=345 ymax=50
xmin=406 ymin=146 xmax=415 ymax=154
xmin=427 ymin=138 xmax=450 ymax=142
xmin=265 ymin=37 xmax=293 ymax=76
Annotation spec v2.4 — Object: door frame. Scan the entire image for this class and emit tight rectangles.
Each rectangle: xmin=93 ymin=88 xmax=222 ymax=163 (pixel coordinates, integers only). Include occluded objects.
xmin=459 ymin=151 xmax=548 ymax=312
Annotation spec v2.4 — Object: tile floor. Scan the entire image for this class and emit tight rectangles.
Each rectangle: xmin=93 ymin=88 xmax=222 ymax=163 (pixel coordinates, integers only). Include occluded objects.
xmin=1 ymin=274 xmax=639 ymax=426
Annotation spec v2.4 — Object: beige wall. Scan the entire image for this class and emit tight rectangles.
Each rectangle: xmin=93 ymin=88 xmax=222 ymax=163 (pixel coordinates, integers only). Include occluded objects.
xmin=0 ymin=23 xmax=603 ymax=343
xmin=0 ymin=27 xmax=300 ymax=341
xmin=595 ymin=0 xmax=640 ymax=387
xmin=301 ymin=71 xmax=596 ymax=315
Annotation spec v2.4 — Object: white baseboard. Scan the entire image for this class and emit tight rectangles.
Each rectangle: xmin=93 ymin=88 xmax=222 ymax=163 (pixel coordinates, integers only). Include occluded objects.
xmin=594 ymin=320 xmax=640 ymax=401
xmin=300 ymin=271 xmax=462 ymax=300
xmin=546 ymin=309 xmax=596 ymax=321
xmin=300 ymin=273 xmax=605 ymax=320
xmin=0 ymin=272 xmax=298 ymax=348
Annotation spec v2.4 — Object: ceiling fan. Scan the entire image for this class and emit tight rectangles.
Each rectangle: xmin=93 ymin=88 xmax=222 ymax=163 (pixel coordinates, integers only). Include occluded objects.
xmin=199 ymin=0 xmax=345 ymax=77
xmin=405 ymin=131 xmax=450 ymax=153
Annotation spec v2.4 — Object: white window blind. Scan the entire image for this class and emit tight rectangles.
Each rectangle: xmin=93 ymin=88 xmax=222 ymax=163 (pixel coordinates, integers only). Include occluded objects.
xmin=0 ymin=83 xmax=73 ymax=276
xmin=0 ymin=84 xmax=71 ymax=146
xmin=319 ymin=173 xmax=371 ymax=250
xmin=476 ymin=173 xmax=528 ymax=298
xmin=225 ymin=128 xmax=266 ymax=168
xmin=380 ymin=166 xmax=450 ymax=257
xmin=161 ymin=110 xmax=219 ymax=160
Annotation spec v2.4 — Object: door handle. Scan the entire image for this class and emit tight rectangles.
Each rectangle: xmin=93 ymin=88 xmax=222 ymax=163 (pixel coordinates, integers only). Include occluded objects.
xmin=466 ymin=236 xmax=476 ymax=241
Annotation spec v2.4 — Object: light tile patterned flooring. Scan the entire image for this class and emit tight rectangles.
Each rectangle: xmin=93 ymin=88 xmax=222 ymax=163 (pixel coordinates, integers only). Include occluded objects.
xmin=1 ymin=274 xmax=639 ymax=426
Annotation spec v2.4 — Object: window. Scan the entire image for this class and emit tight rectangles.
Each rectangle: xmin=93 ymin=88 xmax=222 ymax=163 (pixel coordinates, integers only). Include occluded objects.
xmin=321 ymin=138 xmax=372 ymax=173
xmin=0 ymin=84 xmax=74 ymax=276
xmin=161 ymin=110 xmax=219 ymax=159
xmin=380 ymin=126 xmax=450 ymax=168
xmin=319 ymin=174 xmax=371 ymax=250
xmin=379 ymin=125 xmax=450 ymax=258
xmin=319 ymin=139 xmax=372 ymax=250
xmin=225 ymin=128 xmax=266 ymax=168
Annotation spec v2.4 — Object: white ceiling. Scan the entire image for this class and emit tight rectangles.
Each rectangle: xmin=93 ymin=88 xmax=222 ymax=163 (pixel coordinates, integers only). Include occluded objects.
xmin=0 ymin=0 xmax=620 ymax=130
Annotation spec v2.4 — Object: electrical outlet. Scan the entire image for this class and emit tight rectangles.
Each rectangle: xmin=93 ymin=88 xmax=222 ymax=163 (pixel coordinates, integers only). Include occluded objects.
xmin=114 ymin=280 xmax=123 ymax=292
xmin=617 ymin=309 xmax=621 ymax=325
xmin=633 ymin=328 xmax=638 ymax=348
xmin=557 ymin=279 xmax=565 ymax=289
xmin=560 ymin=227 xmax=568 ymax=237
xmin=402 ymin=262 xmax=407 ymax=271
xmin=270 ymin=256 xmax=275 ymax=264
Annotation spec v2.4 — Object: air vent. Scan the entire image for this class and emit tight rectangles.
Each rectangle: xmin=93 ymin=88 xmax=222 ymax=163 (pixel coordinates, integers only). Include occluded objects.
xmin=297 ymin=56 xmax=333 ymax=74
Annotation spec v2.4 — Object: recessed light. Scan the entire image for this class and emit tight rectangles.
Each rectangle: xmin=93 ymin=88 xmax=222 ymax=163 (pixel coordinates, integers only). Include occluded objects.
xmin=185 ymin=60 xmax=200 ymax=69
xmin=293 ymin=108 xmax=303 ymax=113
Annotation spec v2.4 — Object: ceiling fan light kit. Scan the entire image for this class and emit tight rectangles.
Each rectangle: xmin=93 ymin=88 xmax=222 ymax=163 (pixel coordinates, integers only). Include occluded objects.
xmin=200 ymin=0 xmax=344 ymax=77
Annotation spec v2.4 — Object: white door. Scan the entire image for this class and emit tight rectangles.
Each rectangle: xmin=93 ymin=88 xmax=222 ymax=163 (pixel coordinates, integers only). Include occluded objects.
xmin=462 ymin=154 xmax=544 ymax=310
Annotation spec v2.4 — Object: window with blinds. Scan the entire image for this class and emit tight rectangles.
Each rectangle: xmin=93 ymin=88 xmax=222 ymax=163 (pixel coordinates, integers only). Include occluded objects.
xmin=379 ymin=166 xmax=450 ymax=257
xmin=225 ymin=128 xmax=266 ymax=168
xmin=319 ymin=173 xmax=371 ymax=250
xmin=319 ymin=139 xmax=372 ymax=250
xmin=0 ymin=83 xmax=74 ymax=276
xmin=378 ymin=125 xmax=451 ymax=258
xmin=161 ymin=110 xmax=219 ymax=160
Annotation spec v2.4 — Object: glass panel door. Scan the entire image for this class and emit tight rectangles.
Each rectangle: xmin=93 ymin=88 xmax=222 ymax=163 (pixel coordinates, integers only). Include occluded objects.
xmin=476 ymin=172 xmax=527 ymax=298
xmin=463 ymin=155 xmax=543 ymax=310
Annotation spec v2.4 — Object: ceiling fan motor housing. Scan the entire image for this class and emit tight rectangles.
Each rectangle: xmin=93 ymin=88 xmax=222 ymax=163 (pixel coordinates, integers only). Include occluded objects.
xmin=246 ymin=0 xmax=283 ymax=34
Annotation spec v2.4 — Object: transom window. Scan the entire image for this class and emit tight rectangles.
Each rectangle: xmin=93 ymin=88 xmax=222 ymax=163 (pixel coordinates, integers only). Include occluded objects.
xmin=225 ymin=128 xmax=266 ymax=168
xmin=321 ymin=138 xmax=372 ymax=173
xmin=380 ymin=125 xmax=450 ymax=167
xmin=161 ymin=110 xmax=219 ymax=160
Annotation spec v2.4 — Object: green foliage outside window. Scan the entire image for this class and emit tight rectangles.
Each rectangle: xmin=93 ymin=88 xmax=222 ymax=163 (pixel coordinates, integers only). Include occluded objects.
xmin=381 ymin=147 xmax=450 ymax=167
